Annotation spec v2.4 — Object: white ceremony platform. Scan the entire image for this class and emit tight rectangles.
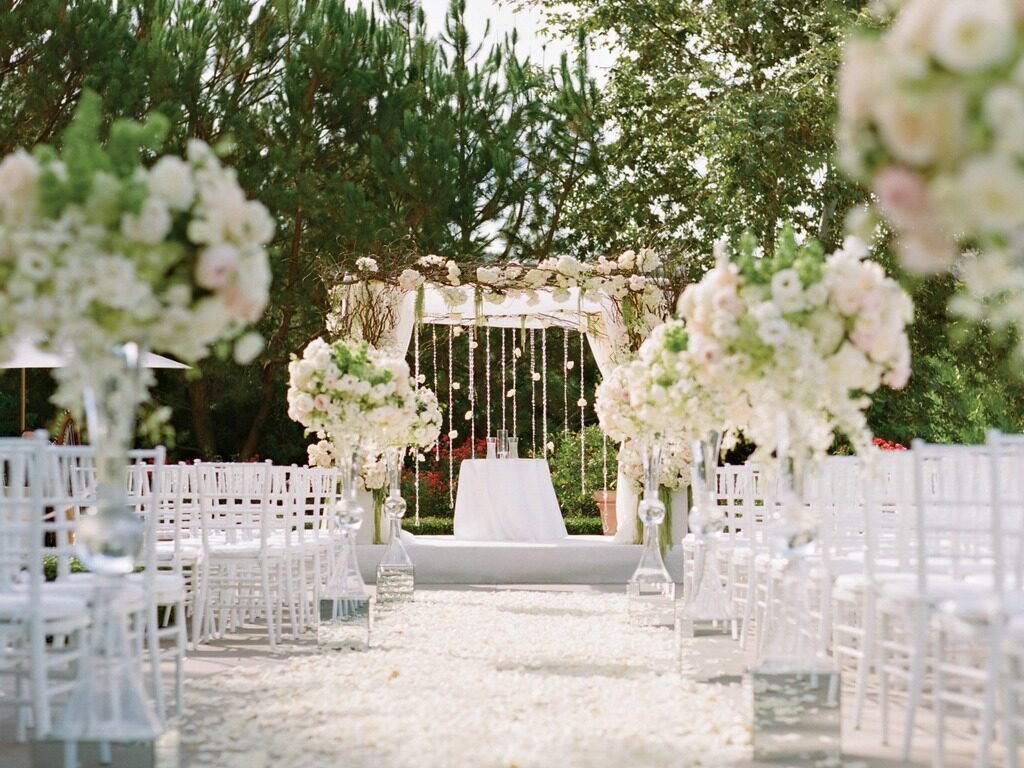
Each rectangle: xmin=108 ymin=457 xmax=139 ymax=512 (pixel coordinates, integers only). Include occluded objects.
xmin=356 ymin=534 xmax=684 ymax=584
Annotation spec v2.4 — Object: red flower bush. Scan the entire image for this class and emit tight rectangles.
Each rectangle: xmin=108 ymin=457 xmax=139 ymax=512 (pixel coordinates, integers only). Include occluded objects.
xmin=872 ymin=437 xmax=907 ymax=451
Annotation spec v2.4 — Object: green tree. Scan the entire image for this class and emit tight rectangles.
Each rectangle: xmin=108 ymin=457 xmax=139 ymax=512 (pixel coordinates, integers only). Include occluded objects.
xmin=525 ymin=0 xmax=864 ymax=272
xmin=0 ymin=0 xmax=603 ymax=459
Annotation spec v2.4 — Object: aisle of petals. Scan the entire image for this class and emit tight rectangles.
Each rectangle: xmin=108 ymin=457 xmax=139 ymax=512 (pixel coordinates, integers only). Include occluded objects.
xmin=182 ymin=590 xmax=750 ymax=768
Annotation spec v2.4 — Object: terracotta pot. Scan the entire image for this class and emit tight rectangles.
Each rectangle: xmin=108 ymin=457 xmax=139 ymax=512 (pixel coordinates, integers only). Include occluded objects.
xmin=592 ymin=490 xmax=617 ymax=536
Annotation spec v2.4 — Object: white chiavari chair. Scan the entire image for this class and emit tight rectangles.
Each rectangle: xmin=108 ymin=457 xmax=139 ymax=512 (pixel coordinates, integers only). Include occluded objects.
xmin=877 ymin=441 xmax=992 ymax=760
xmin=194 ymin=462 xmax=306 ymax=647
xmin=930 ymin=431 xmax=1024 ymax=768
xmin=289 ymin=466 xmax=337 ymax=630
xmin=124 ymin=452 xmax=188 ymax=722
xmin=0 ymin=434 xmax=90 ymax=740
xmin=729 ymin=463 xmax=772 ymax=651
xmin=831 ymin=449 xmax=915 ymax=732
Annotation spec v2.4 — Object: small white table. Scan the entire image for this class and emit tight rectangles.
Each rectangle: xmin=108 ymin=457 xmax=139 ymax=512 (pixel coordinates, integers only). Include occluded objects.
xmin=453 ymin=459 xmax=567 ymax=541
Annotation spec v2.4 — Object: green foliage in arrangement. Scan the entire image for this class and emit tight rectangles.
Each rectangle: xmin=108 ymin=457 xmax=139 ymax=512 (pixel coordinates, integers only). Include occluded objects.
xmin=547 ymin=425 xmax=617 ymax=520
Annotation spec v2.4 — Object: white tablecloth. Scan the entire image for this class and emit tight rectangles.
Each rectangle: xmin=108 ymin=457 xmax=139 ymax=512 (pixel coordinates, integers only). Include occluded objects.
xmin=454 ymin=459 xmax=567 ymax=541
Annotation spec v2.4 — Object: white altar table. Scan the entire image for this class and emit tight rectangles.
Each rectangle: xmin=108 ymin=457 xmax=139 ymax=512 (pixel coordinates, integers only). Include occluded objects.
xmin=453 ymin=459 xmax=568 ymax=541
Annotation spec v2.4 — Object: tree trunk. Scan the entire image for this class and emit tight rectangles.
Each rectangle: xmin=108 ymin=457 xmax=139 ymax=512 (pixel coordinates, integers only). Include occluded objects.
xmin=239 ymin=203 xmax=305 ymax=459
xmin=189 ymin=376 xmax=217 ymax=458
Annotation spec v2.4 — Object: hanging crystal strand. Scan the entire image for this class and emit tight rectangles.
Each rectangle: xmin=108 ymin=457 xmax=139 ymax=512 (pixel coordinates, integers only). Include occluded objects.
xmin=511 ymin=329 xmax=518 ymax=438
xmin=485 ymin=327 xmax=491 ymax=439
xmin=627 ymin=436 xmax=675 ymax=627
xmin=414 ymin=325 xmax=421 ymax=527
xmin=501 ymin=328 xmax=507 ymax=433
xmin=529 ymin=328 xmax=537 ymax=456
xmin=469 ymin=325 xmax=476 ymax=458
xmin=432 ymin=325 xmax=440 ymax=461
xmin=563 ymin=328 xmax=569 ymax=434
xmin=579 ymin=329 xmax=586 ymax=495
xmin=541 ymin=327 xmax=548 ymax=455
xmin=448 ymin=325 xmax=455 ymax=510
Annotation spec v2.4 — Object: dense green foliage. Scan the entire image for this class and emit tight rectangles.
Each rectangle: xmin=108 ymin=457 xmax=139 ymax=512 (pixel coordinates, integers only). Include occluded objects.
xmin=526 ymin=0 xmax=1024 ymax=442
xmin=402 ymin=514 xmax=602 ymax=536
xmin=0 ymin=0 xmax=600 ymax=460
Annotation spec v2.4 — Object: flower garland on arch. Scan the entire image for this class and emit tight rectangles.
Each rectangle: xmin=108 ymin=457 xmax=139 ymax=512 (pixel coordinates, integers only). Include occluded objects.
xmin=325 ymin=248 xmax=668 ymax=359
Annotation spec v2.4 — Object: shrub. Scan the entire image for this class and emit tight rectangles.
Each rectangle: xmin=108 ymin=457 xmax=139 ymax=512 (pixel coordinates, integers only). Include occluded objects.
xmin=565 ymin=516 xmax=604 ymax=535
xmin=402 ymin=516 xmax=454 ymax=535
xmin=548 ymin=425 xmax=618 ymax=519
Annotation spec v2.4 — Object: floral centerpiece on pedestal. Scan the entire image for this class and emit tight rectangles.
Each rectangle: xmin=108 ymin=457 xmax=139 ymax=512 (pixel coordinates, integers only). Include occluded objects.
xmin=678 ymin=225 xmax=913 ymax=667
xmin=298 ymin=357 xmax=441 ymax=544
xmin=0 ymin=92 xmax=273 ymax=742
xmin=837 ymin=0 xmax=1024 ymax=355
xmin=287 ymin=336 xmax=415 ymax=620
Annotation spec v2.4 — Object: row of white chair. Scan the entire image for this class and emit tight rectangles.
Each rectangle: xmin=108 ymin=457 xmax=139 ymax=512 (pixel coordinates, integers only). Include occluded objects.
xmin=0 ymin=444 xmax=350 ymax=741
xmin=0 ymin=435 xmax=183 ymax=741
xmin=692 ymin=433 xmax=1024 ymax=766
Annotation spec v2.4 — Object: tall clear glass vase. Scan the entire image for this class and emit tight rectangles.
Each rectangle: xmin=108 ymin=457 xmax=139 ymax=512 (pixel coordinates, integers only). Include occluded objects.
xmin=757 ymin=414 xmax=824 ymax=671
xmin=319 ymin=437 xmax=372 ymax=650
xmin=627 ymin=437 xmax=675 ymax=627
xmin=680 ymin=430 xmax=734 ymax=634
xmin=376 ymin=446 xmax=414 ymax=604
xmin=751 ymin=414 xmax=840 ymax=765
xmin=51 ymin=343 xmax=163 ymax=744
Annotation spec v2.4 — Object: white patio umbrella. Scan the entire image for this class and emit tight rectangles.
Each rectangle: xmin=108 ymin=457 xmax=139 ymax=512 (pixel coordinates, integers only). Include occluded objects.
xmin=0 ymin=340 xmax=190 ymax=432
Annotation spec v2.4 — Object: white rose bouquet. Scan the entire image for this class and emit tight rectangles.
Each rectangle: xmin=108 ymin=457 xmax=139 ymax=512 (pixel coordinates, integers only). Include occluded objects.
xmin=677 ymin=227 xmax=913 ymax=463
xmin=288 ymin=337 xmax=414 ymax=446
xmin=404 ymin=386 xmax=443 ymax=453
xmin=618 ymin=436 xmax=693 ymax=495
xmin=837 ymin=0 xmax=1024 ymax=353
xmin=594 ymin=361 xmax=655 ymax=442
xmin=632 ymin=319 xmax=750 ymax=442
xmin=0 ymin=91 xmax=273 ymax=414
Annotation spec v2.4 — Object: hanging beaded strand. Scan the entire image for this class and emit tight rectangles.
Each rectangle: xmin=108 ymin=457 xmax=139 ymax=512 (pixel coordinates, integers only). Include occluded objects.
xmin=511 ymin=328 xmax=517 ymax=439
xmin=485 ymin=327 xmax=492 ymax=440
xmin=541 ymin=326 xmax=548 ymax=455
xmin=414 ymin=323 xmax=421 ymax=526
xmin=579 ymin=329 xmax=586 ymax=495
xmin=563 ymin=327 xmax=569 ymax=435
xmin=602 ymin=432 xmax=608 ymax=498
xmin=501 ymin=327 xmax=507 ymax=433
xmin=468 ymin=325 xmax=476 ymax=458
xmin=529 ymin=328 xmax=537 ymax=456
xmin=432 ymin=325 xmax=440 ymax=460
xmin=448 ymin=324 xmax=455 ymax=510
